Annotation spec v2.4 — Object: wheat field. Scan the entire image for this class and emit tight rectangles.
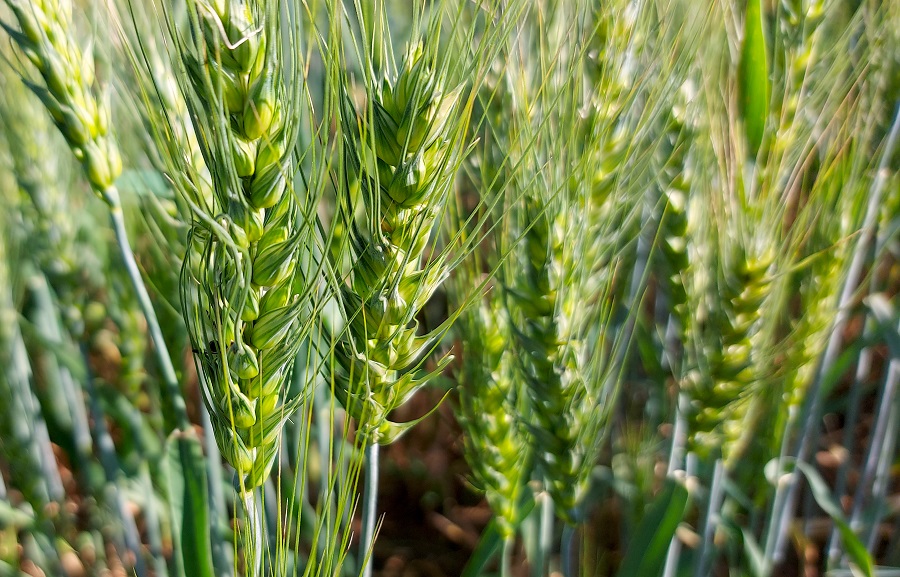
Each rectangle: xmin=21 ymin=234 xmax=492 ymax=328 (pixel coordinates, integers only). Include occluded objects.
xmin=0 ymin=1 xmax=898 ymax=576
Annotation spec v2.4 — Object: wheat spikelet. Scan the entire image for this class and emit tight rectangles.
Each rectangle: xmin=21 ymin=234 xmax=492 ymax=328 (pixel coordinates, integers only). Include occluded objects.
xmin=684 ymin=243 xmax=775 ymax=460
xmin=334 ymin=42 xmax=463 ymax=445
xmin=508 ymin=197 xmax=592 ymax=519
xmin=458 ymin=298 xmax=531 ymax=538
xmin=474 ymin=0 xmax=679 ymax=521
xmin=579 ymin=2 xmax=635 ymax=300
xmin=672 ymin=94 xmax=779 ymax=461
xmin=495 ymin=1 xmax=615 ymax=521
xmin=657 ymin=84 xmax=696 ymax=326
xmin=0 ymin=62 xmax=78 ymax=284
xmin=773 ymin=0 xmax=826 ymax=146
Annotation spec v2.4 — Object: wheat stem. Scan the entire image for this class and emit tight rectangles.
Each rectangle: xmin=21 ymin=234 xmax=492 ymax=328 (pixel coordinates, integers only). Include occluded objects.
xmin=242 ymin=490 xmax=263 ymax=577
xmin=662 ymin=391 xmax=690 ymax=577
xmin=109 ymin=203 xmax=189 ymax=430
xmin=667 ymin=392 xmax=690 ymax=476
xmin=359 ymin=442 xmax=379 ymax=577
xmin=852 ymin=329 xmax=900 ymax=550
xmin=561 ymin=523 xmax=577 ymax=577
xmin=662 ymin=516 xmax=684 ymax=577
xmin=826 ymin=271 xmax=882 ymax=564
xmin=501 ymin=536 xmax=514 ymax=577
xmin=769 ymin=100 xmax=900 ymax=563
xmin=694 ymin=458 xmax=724 ymax=577
xmin=202 ymin=403 xmax=235 ymax=577
xmin=528 ymin=492 xmax=554 ymax=577
xmin=81 ymin=342 xmax=149 ymax=577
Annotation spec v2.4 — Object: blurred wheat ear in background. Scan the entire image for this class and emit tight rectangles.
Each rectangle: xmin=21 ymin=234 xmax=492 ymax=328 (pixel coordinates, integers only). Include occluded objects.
xmin=0 ymin=0 xmax=898 ymax=576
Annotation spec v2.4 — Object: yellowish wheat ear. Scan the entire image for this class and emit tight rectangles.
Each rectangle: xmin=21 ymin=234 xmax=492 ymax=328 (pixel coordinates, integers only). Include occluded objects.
xmin=2 ymin=0 xmax=121 ymax=202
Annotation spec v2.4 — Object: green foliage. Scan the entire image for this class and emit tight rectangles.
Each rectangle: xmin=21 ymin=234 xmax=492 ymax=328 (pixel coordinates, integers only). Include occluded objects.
xmin=0 ymin=1 xmax=898 ymax=577
xmin=165 ymin=430 xmax=215 ymax=577
xmin=615 ymin=478 xmax=689 ymax=577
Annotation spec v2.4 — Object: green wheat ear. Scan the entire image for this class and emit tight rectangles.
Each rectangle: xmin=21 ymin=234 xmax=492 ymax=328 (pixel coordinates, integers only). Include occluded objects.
xmin=334 ymin=41 xmax=465 ymax=446
xmin=682 ymin=243 xmax=775 ymax=460
xmin=507 ymin=190 xmax=593 ymax=520
xmin=137 ymin=0 xmax=313 ymax=492
xmin=496 ymin=0 xmax=667 ymax=522
xmin=458 ymin=296 xmax=532 ymax=538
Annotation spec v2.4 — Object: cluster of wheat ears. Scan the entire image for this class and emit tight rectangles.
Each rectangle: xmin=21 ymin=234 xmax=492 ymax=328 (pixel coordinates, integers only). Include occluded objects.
xmin=0 ymin=0 xmax=898 ymax=576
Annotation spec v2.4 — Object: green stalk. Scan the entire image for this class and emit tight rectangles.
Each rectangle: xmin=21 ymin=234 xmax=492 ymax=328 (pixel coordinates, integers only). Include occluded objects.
xmin=81 ymin=343 xmax=148 ymax=577
xmin=124 ymin=405 xmax=168 ymax=577
xmin=528 ymin=491 xmax=554 ymax=577
xmin=662 ymin=393 xmax=690 ymax=577
xmin=853 ymin=339 xmax=899 ymax=550
xmin=694 ymin=459 xmax=724 ymax=577
xmin=243 ymin=490 xmax=263 ymax=577
xmin=108 ymin=199 xmax=189 ymax=431
xmin=359 ymin=442 xmax=379 ymax=577
xmin=768 ymin=101 xmax=900 ymax=564
xmin=826 ymin=267 xmax=882 ymax=564
xmin=263 ymin=479 xmax=280 ymax=567
xmin=662 ymin=496 xmax=685 ymax=577
xmin=665 ymin=320 xmax=689 ymax=476
xmin=762 ymin=403 xmax=797 ymax=569
xmin=838 ymin=226 xmax=898 ymax=559
xmin=540 ymin=495 xmax=554 ymax=577
xmin=501 ymin=536 xmax=514 ymax=577
xmin=202 ymin=405 xmax=234 ymax=577
xmin=561 ymin=524 xmax=576 ymax=577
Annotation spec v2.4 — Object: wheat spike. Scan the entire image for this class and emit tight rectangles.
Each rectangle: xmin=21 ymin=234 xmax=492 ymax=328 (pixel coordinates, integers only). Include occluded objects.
xmin=334 ymin=42 xmax=463 ymax=445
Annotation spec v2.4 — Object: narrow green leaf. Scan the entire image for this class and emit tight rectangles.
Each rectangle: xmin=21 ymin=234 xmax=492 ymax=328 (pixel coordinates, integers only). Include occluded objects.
xmin=461 ymin=518 xmax=501 ymax=577
xmin=165 ymin=429 xmax=215 ymax=577
xmin=794 ymin=461 xmax=874 ymax=577
xmin=738 ymin=0 xmax=769 ymax=158
xmin=740 ymin=527 xmax=768 ymax=577
xmin=616 ymin=478 xmax=689 ymax=577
